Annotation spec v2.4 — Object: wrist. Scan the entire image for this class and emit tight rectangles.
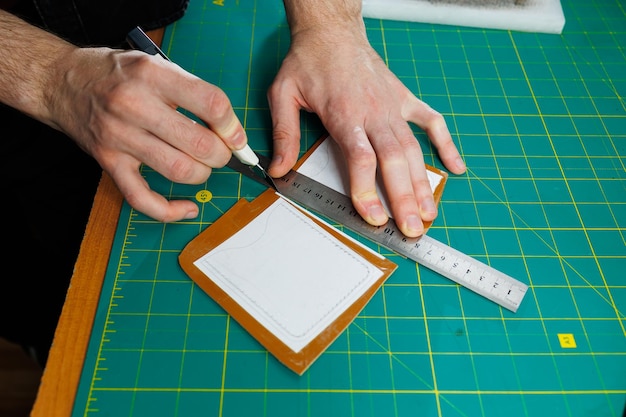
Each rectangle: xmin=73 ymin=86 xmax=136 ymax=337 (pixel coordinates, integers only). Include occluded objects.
xmin=38 ymin=43 xmax=78 ymax=129
xmin=283 ymin=0 xmax=365 ymax=38
xmin=0 ymin=10 xmax=76 ymax=126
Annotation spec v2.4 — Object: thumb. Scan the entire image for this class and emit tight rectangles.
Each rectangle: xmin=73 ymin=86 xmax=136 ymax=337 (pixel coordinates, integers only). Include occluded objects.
xmin=267 ymin=85 xmax=304 ymax=177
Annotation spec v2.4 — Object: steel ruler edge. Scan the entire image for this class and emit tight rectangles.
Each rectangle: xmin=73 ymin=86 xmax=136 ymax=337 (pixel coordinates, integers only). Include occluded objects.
xmin=231 ymin=156 xmax=529 ymax=313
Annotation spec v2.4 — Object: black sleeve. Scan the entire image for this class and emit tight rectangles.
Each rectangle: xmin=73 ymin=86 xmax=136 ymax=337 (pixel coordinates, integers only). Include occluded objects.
xmin=9 ymin=0 xmax=189 ymax=47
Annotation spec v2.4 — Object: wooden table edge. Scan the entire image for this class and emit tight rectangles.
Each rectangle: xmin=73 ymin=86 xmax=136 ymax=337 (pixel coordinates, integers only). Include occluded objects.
xmin=31 ymin=172 xmax=123 ymax=417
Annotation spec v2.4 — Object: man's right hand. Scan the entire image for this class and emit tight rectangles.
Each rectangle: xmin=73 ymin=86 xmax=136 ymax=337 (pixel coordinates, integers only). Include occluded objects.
xmin=1 ymin=10 xmax=249 ymax=222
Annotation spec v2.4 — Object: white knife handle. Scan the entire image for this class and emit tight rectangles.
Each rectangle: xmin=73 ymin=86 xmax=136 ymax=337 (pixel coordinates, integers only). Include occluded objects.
xmin=233 ymin=144 xmax=259 ymax=166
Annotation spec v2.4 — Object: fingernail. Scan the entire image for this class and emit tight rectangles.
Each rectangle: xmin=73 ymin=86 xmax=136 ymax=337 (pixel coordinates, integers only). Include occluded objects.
xmin=455 ymin=156 xmax=466 ymax=171
xmin=368 ymin=204 xmax=387 ymax=224
xmin=271 ymin=154 xmax=282 ymax=167
xmin=267 ymin=155 xmax=282 ymax=176
xmin=184 ymin=210 xmax=198 ymax=220
xmin=406 ymin=215 xmax=423 ymax=235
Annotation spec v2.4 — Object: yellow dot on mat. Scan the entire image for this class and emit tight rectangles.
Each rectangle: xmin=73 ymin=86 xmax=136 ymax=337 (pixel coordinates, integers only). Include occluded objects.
xmin=195 ymin=190 xmax=213 ymax=203
xmin=557 ymin=333 xmax=577 ymax=349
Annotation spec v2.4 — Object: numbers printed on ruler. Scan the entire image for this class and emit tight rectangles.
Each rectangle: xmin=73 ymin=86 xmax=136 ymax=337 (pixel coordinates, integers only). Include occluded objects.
xmin=415 ymin=236 xmax=528 ymax=312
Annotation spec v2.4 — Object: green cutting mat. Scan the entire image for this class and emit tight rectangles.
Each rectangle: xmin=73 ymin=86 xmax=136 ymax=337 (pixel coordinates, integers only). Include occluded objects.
xmin=72 ymin=0 xmax=626 ymax=415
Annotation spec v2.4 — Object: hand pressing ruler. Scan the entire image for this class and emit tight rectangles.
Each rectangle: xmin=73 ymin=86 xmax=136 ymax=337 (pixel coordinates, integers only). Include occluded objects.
xmin=233 ymin=153 xmax=529 ymax=313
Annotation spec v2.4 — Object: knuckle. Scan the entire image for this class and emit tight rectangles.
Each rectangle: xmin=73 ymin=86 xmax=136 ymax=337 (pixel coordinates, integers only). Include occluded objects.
xmin=380 ymin=143 xmax=405 ymax=161
xmin=125 ymin=53 xmax=165 ymax=84
xmin=201 ymin=87 xmax=232 ymax=119
xmin=164 ymin=118 xmax=221 ymax=163
xmin=415 ymin=178 xmax=435 ymax=199
xmin=352 ymin=189 xmax=379 ymax=203
xmin=128 ymin=53 xmax=154 ymax=73
xmin=122 ymin=189 xmax=155 ymax=218
xmin=266 ymin=81 xmax=280 ymax=102
xmin=344 ymin=139 xmax=376 ymax=167
xmin=167 ymin=156 xmax=199 ymax=183
xmin=100 ymin=83 xmax=135 ymax=114
xmin=374 ymin=135 xmax=407 ymax=163
xmin=325 ymin=98 xmax=355 ymax=121
xmin=186 ymin=130 xmax=214 ymax=159
xmin=423 ymin=109 xmax=448 ymax=132
xmin=267 ymin=76 xmax=293 ymax=103
xmin=272 ymin=125 xmax=293 ymax=144
xmin=396 ymin=193 xmax=420 ymax=209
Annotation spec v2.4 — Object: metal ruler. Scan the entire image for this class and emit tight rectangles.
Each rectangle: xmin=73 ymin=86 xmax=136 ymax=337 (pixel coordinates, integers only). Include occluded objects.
xmin=230 ymin=156 xmax=529 ymax=313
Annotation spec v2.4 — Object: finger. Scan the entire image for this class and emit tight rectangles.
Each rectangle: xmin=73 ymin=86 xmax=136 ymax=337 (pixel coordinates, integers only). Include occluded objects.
xmin=156 ymin=62 xmax=248 ymax=150
xmin=335 ymin=126 xmax=388 ymax=227
xmin=103 ymin=118 xmax=215 ymax=185
xmin=145 ymin=105 xmax=233 ymax=168
xmin=390 ymin=122 xmax=438 ymax=223
xmin=369 ymin=123 xmax=425 ymax=237
xmin=109 ymin=155 xmax=199 ymax=222
xmin=267 ymin=82 xmax=303 ymax=177
xmin=403 ymin=97 xmax=466 ymax=175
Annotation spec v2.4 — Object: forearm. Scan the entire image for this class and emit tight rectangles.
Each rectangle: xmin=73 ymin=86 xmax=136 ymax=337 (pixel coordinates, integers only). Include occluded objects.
xmin=0 ymin=10 xmax=74 ymax=126
xmin=282 ymin=0 xmax=365 ymax=37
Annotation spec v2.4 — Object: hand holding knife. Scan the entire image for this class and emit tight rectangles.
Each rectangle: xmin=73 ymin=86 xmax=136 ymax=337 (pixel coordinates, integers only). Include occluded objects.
xmin=126 ymin=26 xmax=276 ymax=189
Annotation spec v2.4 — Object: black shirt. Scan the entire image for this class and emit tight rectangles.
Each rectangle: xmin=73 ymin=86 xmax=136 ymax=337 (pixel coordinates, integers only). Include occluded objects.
xmin=6 ymin=0 xmax=189 ymax=47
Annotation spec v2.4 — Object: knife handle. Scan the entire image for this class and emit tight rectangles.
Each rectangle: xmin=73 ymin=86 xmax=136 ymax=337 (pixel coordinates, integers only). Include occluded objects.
xmin=233 ymin=145 xmax=260 ymax=166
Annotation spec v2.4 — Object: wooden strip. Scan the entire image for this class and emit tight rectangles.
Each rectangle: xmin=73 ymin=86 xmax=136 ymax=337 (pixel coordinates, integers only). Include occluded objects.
xmin=146 ymin=27 xmax=165 ymax=47
xmin=31 ymin=173 xmax=122 ymax=417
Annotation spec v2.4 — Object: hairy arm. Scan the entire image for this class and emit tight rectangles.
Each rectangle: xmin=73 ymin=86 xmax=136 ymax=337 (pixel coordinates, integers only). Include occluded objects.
xmin=0 ymin=10 xmax=72 ymax=125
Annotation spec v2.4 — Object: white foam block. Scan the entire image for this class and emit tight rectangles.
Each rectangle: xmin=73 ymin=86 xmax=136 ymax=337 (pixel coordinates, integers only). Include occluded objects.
xmin=362 ymin=0 xmax=565 ymax=34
